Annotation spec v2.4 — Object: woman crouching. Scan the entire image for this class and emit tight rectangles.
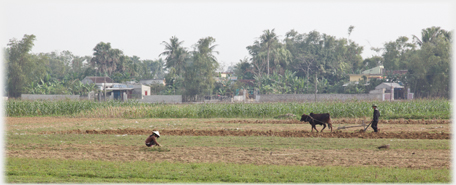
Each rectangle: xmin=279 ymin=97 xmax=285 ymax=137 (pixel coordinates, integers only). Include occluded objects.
xmin=145 ymin=131 xmax=161 ymax=147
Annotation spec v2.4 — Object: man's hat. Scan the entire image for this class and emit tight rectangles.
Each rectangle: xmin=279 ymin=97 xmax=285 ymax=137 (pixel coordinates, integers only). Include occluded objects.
xmin=152 ymin=131 xmax=160 ymax=138
xmin=372 ymin=104 xmax=377 ymax=107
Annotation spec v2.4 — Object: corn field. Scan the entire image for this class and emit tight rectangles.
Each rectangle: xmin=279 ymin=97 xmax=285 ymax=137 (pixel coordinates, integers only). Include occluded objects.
xmin=5 ymin=99 xmax=450 ymax=119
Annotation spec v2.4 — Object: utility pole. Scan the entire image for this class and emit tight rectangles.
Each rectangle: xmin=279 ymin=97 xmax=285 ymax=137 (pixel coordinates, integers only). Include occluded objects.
xmin=390 ymin=81 xmax=393 ymax=102
xmin=315 ymin=73 xmax=318 ymax=102
xmin=104 ymin=73 xmax=107 ymax=101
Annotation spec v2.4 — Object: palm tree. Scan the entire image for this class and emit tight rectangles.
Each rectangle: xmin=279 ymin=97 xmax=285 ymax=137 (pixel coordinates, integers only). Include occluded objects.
xmin=246 ymin=40 xmax=268 ymax=78
xmin=412 ymin=26 xmax=444 ymax=46
xmin=160 ymin=36 xmax=187 ymax=76
xmin=195 ymin=37 xmax=219 ymax=62
xmin=107 ymin=48 xmax=122 ymax=76
xmin=90 ymin=42 xmax=123 ymax=76
xmin=195 ymin=37 xmax=219 ymax=95
xmin=91 ymin=42 xmax=123 ymax=100
xmin=184 ymin=37 xmax=220 ymax=100
xmin=260 ymin=29 xmax=278 ymax=76
xmin=91 ymin=42 xmax=110 ymax=76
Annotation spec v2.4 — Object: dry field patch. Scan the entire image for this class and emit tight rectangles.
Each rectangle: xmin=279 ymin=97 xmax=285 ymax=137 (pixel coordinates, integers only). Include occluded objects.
xmin=6 ymin=117 xmax=451 ymax=134
xmin=7 ymin=144 xmax=449 ymax=170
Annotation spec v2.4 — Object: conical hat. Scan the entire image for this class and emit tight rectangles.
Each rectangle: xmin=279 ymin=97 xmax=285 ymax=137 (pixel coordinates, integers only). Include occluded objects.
xmin=152 ymin=131 xmax=160 ymax=138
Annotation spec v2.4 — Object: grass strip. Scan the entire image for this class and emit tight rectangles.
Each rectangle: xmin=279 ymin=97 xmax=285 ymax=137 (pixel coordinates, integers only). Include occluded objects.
xmin=6 ymin=157 xmax=449 ymax=183
xmin=7 ymin=134 xmax=450 ymax=150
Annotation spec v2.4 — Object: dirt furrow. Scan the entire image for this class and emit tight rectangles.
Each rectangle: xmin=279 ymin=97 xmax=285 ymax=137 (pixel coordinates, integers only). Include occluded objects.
xmin=45 ymin=128 xmax=450 ymax=139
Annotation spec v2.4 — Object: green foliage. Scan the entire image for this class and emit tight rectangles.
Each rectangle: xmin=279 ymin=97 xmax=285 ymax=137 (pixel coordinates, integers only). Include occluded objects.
xmin=164 ymin=68 xmax=184 ymax=95
xmin=283 ymin=30 xmax=363 ymax=84
xmin=382 ymin=27 xmax=451 ymax=98
xmin=6 ymin=34 xmax=48 ymax=98
xmin=362 ymin=56 xmax=382 ymax=71
xmin=382 ymin=36 xmax=416 ymax=70
xmin=149 ymin=84 xmax=167 ymax=95
xmin=6 ymin=158 xmax=449 ymax=183
xmin=246 ymin=29 xmax=365 ymax=94
xmin=260 ymin=28 xmax=279 ymax=76
xmin=6 ymin=99 xmax=450 ymax=119
xmin=407 ymin=34 xmax=450 ymax=98
xmin=183 ymin=37 xmax=219 ymax=100
xmin=25 ymin=76 xmax=97 ymax=96
xmin=343 ymin=78 xmax=385 ymax=94
xmin=90 ymin=42 xmax=123 ymax=77
xmin=3 ymin=26 xmax=451 ymax=99
xmin=43 ymin=51 xmax=75 ymax=80
xmin=255 ymin=70 xmax=310 ymax=94
xmin=233 ymin=57 xmax=254 ymax=80
xmin=160 ymin=36 xmax=187 ymax=77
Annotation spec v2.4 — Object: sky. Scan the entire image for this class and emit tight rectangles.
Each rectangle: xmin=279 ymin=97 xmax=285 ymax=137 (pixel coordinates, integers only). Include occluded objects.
xmin=1 ymin=0 xmax=455 ymax=71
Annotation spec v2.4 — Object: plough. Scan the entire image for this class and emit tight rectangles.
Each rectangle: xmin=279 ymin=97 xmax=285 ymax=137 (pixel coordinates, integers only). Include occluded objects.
xmin=336 ymin=120 xmax=373 ymax=131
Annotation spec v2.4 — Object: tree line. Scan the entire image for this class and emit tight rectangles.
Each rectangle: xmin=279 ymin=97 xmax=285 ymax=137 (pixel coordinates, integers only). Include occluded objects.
xmin=4 ymin=26 xmax=452 ymax=99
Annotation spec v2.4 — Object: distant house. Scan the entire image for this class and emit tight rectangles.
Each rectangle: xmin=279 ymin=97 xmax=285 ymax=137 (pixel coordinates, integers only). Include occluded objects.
xmin=372 ymin=82 xmax=413 ymax=100
xmin=375 ymin=82 xmax=403 ymax=90
xmin=107 ymin=84 xmax=134 ymax=101
xmin=215 ymin=72 xmax=237 ymax=83
xmin=82 ymin=76 xmax=114 ymax=90
xmin=220 ymin=72 xmax=233 ymax=78
xmin=132 ymin=84 xmax=151 ymax=97
xmin=348 ymin=66 xmax=384 ymax=82
xmin=348 ymin=65 xmax=408 ymax=83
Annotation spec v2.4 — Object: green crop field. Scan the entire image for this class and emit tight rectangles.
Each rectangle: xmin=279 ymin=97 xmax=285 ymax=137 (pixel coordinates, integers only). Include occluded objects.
xmin=7 ymin=158 xmax=449 ymax=183
xmin=6 ymin=99 xmax=451 ymax=119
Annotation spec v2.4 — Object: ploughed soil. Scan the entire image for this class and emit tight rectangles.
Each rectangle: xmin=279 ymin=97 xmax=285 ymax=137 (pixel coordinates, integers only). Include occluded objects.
xmin=46 ymin=128 xmax=450 ymax=140
xmin=7 ymin=144 xmax=449 ymax=170
xmin=205 ymin=118 xmax=451 ymax=125
xmin=7 ymin=117 xmax=451 ymax=126
xmin=6 ymin=117 xmax=451 ymax=170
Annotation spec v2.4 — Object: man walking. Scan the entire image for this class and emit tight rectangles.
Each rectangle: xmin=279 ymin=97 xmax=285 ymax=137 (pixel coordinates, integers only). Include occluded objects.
xmin=371 ymin=104 xmax=380 ymax=132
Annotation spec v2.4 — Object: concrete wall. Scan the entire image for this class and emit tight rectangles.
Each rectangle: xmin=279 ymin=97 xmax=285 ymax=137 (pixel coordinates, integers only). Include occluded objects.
xmin=255 ymin=93 xmax=384 ymax=102
xmin=408 ymin=93 xmax=414 ymax=100
xmin=132 ymin=84 xmax=151 ymax=97
xmin=21 ymin=94 xmax=80 ymax=100
xmin=233 ymin=96 xmax=244 ymax=102
xmin=139 ymin=95 xmax=182 ymax=103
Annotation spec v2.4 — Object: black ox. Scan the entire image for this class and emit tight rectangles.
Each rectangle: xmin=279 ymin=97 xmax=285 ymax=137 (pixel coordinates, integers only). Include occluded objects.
xmin=300 ymin=113 xmax=332 ymax=132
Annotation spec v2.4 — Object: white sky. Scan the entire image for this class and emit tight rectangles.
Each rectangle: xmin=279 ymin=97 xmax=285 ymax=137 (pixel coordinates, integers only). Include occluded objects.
xmin=1 ymin=0 xmax=455 ymax=71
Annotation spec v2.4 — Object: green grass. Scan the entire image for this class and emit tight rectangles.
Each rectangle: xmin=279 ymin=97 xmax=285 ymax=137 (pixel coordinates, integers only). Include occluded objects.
xmin=7 ymin=134 xmax=450 ymax=150
xmin=6 ymin=157 xmax=449 ymax=183
xmin=6 ymin=99 xmax=450 ymax=119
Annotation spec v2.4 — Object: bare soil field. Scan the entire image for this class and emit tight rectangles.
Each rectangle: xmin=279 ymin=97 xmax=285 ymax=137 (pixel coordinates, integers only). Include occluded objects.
xmin=6 ymin=144 xmax=449 ymax=170
xmin=207 ymin=118 xmax=451 ymax=125
xmin=47 ymin=128 xmax=449 ymax=139
xmin=6 ymin=117 xmax=451 ymax=170
xmin=7 ymin=117 xmax=451 ymax=134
